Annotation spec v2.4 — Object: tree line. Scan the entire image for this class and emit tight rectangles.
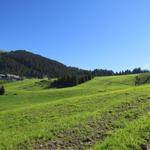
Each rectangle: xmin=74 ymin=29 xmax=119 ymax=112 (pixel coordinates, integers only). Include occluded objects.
xmin=93 ymin=67 xmax=149 ymax=76
xmin=50 ymin=73 xmax=93 ymax=88
xmin=115 ymin=67 xmax=149 ymax=75
xmin=0 ymin=50 xmax=149 ymax=88
xmin=50 ymin=67 xmax=149 ymax=88
xmin=0 ymin=50 xmax=149 ymax=78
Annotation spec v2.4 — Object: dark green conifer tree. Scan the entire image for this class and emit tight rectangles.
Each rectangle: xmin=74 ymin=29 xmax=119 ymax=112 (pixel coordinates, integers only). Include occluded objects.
xmin=0 ymin=85 xmax=5 ymax=95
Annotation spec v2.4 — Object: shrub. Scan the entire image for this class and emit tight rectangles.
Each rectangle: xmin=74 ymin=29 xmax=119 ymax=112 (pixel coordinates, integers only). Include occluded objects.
xmin=0 ymin=85 xmax=5 ymax=95
xmin=135 ymin=73 xmax=150 ymax=86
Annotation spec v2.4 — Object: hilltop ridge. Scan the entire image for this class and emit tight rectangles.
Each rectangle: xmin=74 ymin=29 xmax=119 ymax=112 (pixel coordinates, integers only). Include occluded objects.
xmin=0 ymin=50 xmax=114 ymax=78
xmin=0 ymin=50 xmax=90 ymax=78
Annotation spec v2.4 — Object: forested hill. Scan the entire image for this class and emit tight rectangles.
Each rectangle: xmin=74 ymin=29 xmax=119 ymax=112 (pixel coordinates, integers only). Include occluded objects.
xmin=0 ymin=50 xmax=148 ymax=79
xmin=0 ymin=50 xmax=68 ymax=78
xmin=0 ymin=50 xmax=94 ymax=78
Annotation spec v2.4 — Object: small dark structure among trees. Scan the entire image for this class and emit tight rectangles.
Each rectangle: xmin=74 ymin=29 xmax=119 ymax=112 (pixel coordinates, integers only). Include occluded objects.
xmin=0 ymin=85 xmax=5 ymax=95
xmin=0 ymin=74 xmax=22 ymax=81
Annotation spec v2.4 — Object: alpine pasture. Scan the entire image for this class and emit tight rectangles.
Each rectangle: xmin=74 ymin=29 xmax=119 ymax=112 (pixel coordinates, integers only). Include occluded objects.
xmin=0 ymin=74 xmax=150 ymax=150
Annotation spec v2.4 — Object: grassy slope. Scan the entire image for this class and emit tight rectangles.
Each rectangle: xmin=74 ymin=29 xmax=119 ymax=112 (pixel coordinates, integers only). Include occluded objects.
xmin=0 ymin=74 xmax=150 ymax=150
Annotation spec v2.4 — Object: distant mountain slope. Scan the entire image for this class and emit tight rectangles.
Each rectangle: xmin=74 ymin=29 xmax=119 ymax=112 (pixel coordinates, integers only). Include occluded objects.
xmin=0 ymin=50 xmax=73 ymax=78
xmin=0 ymin=50 xmax=115 ymax=78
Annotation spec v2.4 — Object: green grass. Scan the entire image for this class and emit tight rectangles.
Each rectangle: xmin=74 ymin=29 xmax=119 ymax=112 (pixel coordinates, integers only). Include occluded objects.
xmin=0 ymin=74 xmax=150 ymax=150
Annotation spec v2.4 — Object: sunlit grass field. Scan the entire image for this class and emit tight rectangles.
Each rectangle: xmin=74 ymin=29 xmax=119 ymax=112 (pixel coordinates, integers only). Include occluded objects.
xmin=0 ymin=74 xmax=150 ymax=150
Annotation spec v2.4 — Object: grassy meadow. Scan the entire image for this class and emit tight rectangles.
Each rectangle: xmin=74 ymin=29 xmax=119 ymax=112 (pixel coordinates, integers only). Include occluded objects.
xmin=0 ymin=74 xmax=150 ymax=150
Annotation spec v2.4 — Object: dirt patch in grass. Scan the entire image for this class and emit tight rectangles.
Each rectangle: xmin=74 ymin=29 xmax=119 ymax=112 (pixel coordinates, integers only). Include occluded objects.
xmin=140 ymin=137 xmax=150 ymax=150
xmin=19 ymin=96 xmax=150 ymax=150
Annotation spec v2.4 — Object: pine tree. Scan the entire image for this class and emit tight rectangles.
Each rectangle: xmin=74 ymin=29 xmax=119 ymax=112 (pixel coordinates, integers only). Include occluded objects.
xmin=0 ymin=85 xmax=5 ymax=95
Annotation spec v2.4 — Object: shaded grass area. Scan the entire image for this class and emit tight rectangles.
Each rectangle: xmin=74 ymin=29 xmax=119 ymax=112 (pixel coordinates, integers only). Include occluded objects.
xmin=0 ymin=74 xmax=150 ymax=150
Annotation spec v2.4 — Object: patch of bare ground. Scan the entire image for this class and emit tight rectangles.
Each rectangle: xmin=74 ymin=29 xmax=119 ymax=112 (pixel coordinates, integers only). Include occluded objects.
xmin=140 ymin=137 xmax=150 ymax=150
xmin=19 ymin=96 xmax=150 ymax=150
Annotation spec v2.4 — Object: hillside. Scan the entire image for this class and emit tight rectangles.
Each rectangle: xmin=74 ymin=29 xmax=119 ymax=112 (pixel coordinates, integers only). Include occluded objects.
xmin=0 ymin=50 xmax=117 ymax=80
xmin=0 ymin=50 xmax=93 ymax=78
xmin=0 ymin=74 xmax=150 ymax=150
xmin=0 ymin=50 xmax=70 ymax=78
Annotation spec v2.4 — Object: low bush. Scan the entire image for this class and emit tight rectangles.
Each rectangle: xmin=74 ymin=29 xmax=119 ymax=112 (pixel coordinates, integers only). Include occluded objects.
xmin=135 ymin=73 xmax=150 ymax=85
xmin=0 ymin=85 xmax=5 ymax=95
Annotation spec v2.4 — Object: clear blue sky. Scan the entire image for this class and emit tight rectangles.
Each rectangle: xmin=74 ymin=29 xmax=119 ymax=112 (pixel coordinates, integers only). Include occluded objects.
xmin=1 ymin=0 xmax=150 ymax=71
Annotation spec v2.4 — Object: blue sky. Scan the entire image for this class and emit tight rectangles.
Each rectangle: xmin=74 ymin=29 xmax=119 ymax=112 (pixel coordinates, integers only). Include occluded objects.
xmin=1 ymin=0 xmax=150 ymax=71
